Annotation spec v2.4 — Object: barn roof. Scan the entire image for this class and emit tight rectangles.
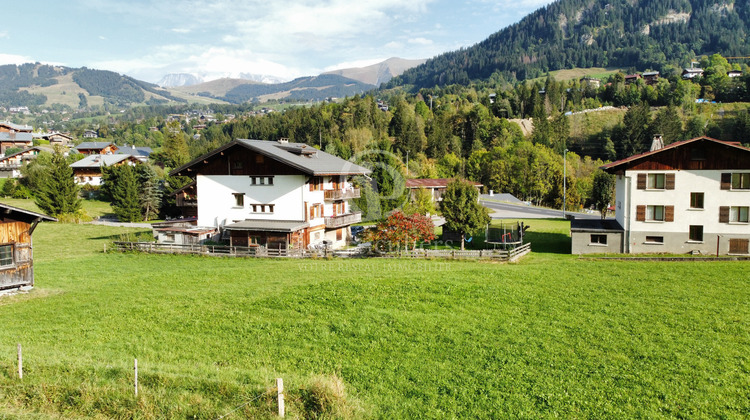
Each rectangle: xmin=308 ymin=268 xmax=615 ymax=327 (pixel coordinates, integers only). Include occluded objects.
xmin=0 ymin=203 xmax=57 ymax=224
xmin=171 ymin=139 xmax=371 ymax=177
xmin=601 ymin=136 xmax=750 ymax=173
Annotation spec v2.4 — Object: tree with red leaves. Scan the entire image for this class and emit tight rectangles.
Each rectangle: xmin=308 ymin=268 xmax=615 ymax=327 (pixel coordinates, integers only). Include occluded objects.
xmin=363 ymin=210 xmax=435 ymax=252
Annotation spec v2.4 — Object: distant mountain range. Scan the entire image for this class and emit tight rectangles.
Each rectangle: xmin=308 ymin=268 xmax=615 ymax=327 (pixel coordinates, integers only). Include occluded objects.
xmin=387 ymin=0 xmax=750 ymax=89
xmin=157 ymin=72 xmax=288 ymax=88
xmin=322 ymin=57 xmax=427 ymax=87
xmin=0 ymin=57 xmax=425 ymax=108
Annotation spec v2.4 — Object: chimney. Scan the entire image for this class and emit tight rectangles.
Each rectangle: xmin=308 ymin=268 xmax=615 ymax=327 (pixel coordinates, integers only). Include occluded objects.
xmin=650 ymin=134 xmax=664 ymax=151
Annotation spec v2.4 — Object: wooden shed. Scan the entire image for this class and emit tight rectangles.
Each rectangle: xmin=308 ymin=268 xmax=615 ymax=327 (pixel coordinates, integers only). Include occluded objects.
xmin=0 ymin=203 xmax=56 ymax=290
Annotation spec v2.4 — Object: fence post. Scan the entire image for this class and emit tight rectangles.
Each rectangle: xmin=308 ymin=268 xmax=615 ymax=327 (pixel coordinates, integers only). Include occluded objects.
xmin=17 ymin=343 xmax=22 ymax=379
xmin=134 ymin=358 xmax=138 ymax=397
xmin=276 ymin=377 xmax=285 ymax=417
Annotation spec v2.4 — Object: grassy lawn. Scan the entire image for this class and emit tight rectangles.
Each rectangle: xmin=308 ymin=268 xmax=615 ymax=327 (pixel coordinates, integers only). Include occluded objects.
xmin=1 ymin=197 xmax=114 ymax=219
xmin=0 ymin=221 xmax=749 ymax=418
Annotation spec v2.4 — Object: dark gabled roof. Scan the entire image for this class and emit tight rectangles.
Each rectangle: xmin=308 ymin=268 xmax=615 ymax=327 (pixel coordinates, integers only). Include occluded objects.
xmin=171 ymin=139 xmax=371 ymax=177
xmin=0 ymin=146 xmax=53 ymax=162
xmin=70 ymin=154 xmax=140 ymax=169
xmin=601 ymin=136 xmax=750 ymax=173
xmin=171 ymin=181 xmax=196 ymax=196
xmin=74 ymin=141 xmax=116 ymax=150
xmin=0 ymin=132 xmax=33 ymax=142
xmin=223 ymin=219 xmax=310 ymax=233
xmin=0 ymin=203 xmax=57 ymax=224
xmin=116 ymin=146 xmax=153 ymax=157
xmin=570 ymin=218 xmax=623 ymax=232
xmin=0 ymin=121 xmax=32 ymax=132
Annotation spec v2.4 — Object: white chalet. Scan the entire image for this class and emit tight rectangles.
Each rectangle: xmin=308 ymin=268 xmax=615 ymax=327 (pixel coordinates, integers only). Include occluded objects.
xmin=572 ymin=136 xmax=750 ymax=255
xmin=170 ymin=139 xmax=371 ymax=250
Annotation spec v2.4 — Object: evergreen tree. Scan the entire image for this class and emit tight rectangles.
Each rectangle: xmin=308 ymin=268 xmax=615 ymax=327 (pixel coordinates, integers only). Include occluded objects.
xmin=110 ymin=165 xmax=141 ymax=222
xmin=34 ymin=147 xmax=81 ymax=216
xmin=137 ymin=164 xmax=162 ymax=221
xmin=440 ymin=179 xmax=490 ymax=250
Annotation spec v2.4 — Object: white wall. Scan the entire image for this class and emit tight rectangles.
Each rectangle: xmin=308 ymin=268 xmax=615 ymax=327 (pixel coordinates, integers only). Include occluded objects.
xmin=626 ymin=169 xmax=750 ymax=235
xmin=197 ymin=175 xmax=307 ymax=227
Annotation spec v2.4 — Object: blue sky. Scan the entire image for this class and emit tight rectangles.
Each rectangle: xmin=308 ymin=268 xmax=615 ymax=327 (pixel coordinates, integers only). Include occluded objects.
xmin=1 ymin=0 xmax=554 ymax=83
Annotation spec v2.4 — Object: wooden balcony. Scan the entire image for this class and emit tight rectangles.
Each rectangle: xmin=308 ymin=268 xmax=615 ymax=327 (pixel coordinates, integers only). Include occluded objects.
xmin=324 ymin=188 xmax=360 ymax=201
xmin=324 ymin=212 xmax=362 ymax=228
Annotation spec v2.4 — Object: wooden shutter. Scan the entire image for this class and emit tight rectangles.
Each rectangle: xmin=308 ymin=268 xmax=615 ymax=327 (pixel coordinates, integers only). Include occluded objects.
xmin=637 ymin=173 xmax=647 ymax=189
xmin=720 ymin=173 xmax=731 ymax=190
xmin=665 ymin=205 xmax=674 ymax=222
xmin=665 ymin=173 xmax=675 ymax=190
xmin=719 ymin=206 xmax=730 ymax=223
xmin=729 ymin=238 xmax=749 ymax=255
xmin=636 ymin=205 xmax=646 ymax=221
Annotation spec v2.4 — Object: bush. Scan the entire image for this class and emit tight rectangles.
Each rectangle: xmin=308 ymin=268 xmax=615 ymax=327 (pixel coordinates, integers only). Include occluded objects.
xmin=295 ymin=374 xmax=363 ymax=419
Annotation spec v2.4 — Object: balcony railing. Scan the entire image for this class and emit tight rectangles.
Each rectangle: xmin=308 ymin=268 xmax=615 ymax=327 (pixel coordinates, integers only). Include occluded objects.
xmin=324 ymin=188 xmax=361 ymax=201
xmin=324 ymin=212 xmax=362 ymax=228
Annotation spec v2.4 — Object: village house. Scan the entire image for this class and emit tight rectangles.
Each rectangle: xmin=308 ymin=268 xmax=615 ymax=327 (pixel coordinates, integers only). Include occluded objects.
xmin=642 ymin=71 xmax=660 ymax=85
xmin=571 ymin=136 xmax=750 ymax=255
xmin=0 ymin=146 xmax=55 ymax=178
xmin=69 ymin=154 xmax=142 ymax=185
xmin=0 ymin=122 xmax=34 ymax=154
xmin=170 ymin=139 xmax=370 ymax=250
xmin=405 ymin=178 xmax=483 ymax=203
xmin=0 ymin=203 xmax=56 ymax=290
xmin=33 ymin=131 xmax=74 ymax=146
xmin=624 ymin=74 xmax=642 ymax=84
xmin=682 ymin=68 xmax=704 ymax=79
xmin=73 ymin=141 xmax=118 ymax=155
xmin=83 ymin=130 xmax=98 ymax=139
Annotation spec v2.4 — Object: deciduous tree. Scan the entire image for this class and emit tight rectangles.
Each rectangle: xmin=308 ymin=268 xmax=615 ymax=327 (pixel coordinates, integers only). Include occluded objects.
xmin=440 ymin=179 xmax=490 ymax=250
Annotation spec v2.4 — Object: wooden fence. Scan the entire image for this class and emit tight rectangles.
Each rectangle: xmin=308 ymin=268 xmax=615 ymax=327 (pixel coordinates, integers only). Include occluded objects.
xmin=111 ymin=241 xmax=532 ymax=262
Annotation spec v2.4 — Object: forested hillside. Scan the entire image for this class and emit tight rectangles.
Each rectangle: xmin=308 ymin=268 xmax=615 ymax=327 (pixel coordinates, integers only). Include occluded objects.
xmin=388 ymin=0 xmax=750 ymax=89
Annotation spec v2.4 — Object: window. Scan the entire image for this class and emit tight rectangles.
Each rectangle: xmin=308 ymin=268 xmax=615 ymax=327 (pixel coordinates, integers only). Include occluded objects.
xmin=689 ymin=225 xmax=704 ymax=242
xmin=690 ymin=192 xmax=704 ymax=209
xmin=645 ymin=236 xmax=664 ymax=244
xmin=163 ymin=234 xmax=176 ymax=243
xmin=232 ymin=161 xmax=243 ymax=170
xmin=647 ymin=205 xmax=665 ymax=221
xmin=730 ymin=206 xmax=749 ymax=223
xmin=648 ymin=174 xmax=665 ymax=189
xmin=0 ymin=244 xmax=13 ymax=267
xmin=251 ymin=204 xmax=275 ymax=214
xmin=255 ymin=154 xmax=264 ymax=164
xmin=309 ymin=203 xmax=324 ymax=219
xmin=731 ymin=173 xmax=750 ymax=190
xmin=233 ymin=193 xmax=244 ymax=207
xmin=729 ymin=238 xmax=749 ymax=255
xmin=309 ymin=177 xmax=323 ymax=191
xmin=250 ymin=176 xmax=274 ymax=186
xmin=590 ymin=234 xmax=607 ymax=245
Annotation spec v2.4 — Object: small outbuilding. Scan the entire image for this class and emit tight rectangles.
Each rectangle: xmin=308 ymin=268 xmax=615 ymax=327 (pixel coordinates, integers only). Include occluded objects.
xmin=0 ymin=203 xmax=56 ymax=290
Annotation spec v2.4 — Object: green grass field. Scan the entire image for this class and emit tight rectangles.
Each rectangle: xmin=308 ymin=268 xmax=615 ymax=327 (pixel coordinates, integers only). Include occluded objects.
xmin=1 ymin=221 xmax=749 ymax=418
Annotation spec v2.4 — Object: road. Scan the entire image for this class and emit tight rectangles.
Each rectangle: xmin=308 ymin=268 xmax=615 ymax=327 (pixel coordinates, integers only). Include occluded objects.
xmin=480 ymin=199 xmax=601 ymax=220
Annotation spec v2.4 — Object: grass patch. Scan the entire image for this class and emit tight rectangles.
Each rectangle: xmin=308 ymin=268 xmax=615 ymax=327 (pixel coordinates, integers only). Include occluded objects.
xmin=0 ymin=222 xmax=749 ymax=418
xmin=0 ymin=198 xmax=114 ymax=219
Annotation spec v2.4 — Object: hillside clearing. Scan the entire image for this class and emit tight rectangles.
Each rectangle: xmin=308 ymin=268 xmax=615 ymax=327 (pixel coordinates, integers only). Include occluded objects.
xmin=0 ymin=222 xmax=748 ymax=418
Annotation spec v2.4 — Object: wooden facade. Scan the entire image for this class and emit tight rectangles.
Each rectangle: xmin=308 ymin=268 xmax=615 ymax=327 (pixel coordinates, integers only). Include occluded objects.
xmin=0 ymin=204 xmax=56 ymax=290
xmin=604 ymin=137 xmax=750 ymax=174
xmin=176 ymin=144 xmax=307 ymax=177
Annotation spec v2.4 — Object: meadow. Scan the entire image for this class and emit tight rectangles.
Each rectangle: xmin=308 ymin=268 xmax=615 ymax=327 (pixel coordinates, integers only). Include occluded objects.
xmin=0 ymin=220 xmax=749 ymax=419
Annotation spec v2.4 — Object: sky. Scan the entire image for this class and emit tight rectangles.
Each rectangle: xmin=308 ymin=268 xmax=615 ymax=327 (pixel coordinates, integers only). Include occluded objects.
xmin=1 ymin=0 xmax=555 ymax=84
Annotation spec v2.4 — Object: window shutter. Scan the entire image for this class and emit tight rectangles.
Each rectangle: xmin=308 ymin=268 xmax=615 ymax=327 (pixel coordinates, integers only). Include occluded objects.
xmin=636 ymin=205 xmax=646 ymax=221
xmin=719 ymin=206 xmax=730 ymax=223
xmin=665 ymin=205 xmax=674 ymax=222
xmin=637 ymin=173 xmax=647 ymax=189
xmin=720 ymin=173 xmax=731 ymax=190
xmin=665 ymin=173 xmax=675 ymax=190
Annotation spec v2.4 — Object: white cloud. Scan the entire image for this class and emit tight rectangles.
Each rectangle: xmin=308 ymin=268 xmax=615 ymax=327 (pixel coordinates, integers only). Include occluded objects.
xmin=99 ymin=35 xmax=107 ymax=40
xmin=0 ymin=31 xmax=8 ymax=39
xmin=0 ymin=53 xmax=34 ymax=65
xmin=171 ymin=28 xmax=191 ymax=34
xmin=408 ymin=37 xmax=433 ymax=46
